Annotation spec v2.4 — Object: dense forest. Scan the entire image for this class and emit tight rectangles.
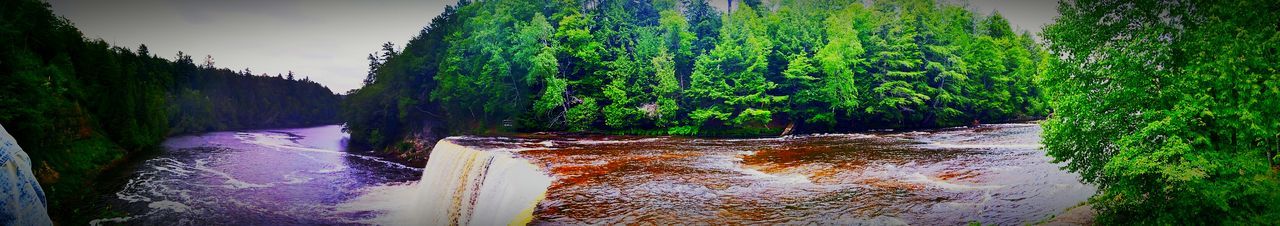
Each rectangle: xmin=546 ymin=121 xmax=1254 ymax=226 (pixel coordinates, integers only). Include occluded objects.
xmin=342 ymin=0 xmax=1049 ymax=150
xmin=1042 ymin=0 xmax=1280 ymax=224
xmin=0 ymin=0 xmax=340 ymax=220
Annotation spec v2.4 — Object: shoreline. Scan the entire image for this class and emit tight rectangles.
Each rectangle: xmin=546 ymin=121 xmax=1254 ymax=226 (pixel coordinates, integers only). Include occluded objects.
xmin=1037 ymin=203 xmax=1096 ymax=225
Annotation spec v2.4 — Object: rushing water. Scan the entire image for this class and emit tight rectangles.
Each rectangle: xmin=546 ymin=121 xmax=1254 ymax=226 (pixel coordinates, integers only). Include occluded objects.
xmin=90 ymin=125 xmax=422 ymax=225
xmin=95 ymin=123 xmax=1094 ymax=225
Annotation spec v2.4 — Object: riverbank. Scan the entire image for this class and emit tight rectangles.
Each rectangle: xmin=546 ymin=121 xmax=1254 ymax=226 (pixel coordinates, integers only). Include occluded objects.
xmin=30 ymin=135 xmax=148 ymax=225
xmin=1037 ymin=203 xmax=1095 ymax=225
xmin=53 ymin=145 xmax=166 ymax=224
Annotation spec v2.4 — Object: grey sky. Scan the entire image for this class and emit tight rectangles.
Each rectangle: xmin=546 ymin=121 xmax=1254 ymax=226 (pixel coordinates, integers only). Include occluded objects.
xmin=48 ymin=0 xmax=457 ymax=93
xmin=963 ymin=0 xmax=1060 ymax=37
xmin=48 ymin=0 xmax=1058 ymax=93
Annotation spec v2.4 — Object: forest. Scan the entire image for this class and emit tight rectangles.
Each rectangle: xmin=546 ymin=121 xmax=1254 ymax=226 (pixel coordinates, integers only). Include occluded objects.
xmin=0 ymin=0 xmax=341 ymax=218
xmin=342 ymin=0 xmax=1048 ymax=149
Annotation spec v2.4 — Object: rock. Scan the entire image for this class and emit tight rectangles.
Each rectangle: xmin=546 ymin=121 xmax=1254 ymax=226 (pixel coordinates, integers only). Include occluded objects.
xmin=0 ymin=124 xmax=53 ymax=225
xmin=1041 ymin=204 xmax=1095 ymax=226
xmin=780 ymin=122 xmax=796 ymax=137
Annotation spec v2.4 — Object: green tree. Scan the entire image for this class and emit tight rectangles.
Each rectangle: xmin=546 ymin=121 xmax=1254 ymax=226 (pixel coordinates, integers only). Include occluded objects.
xmin=2 ymin=1 xmax=342 ymax=222
xmin=863 ymin=2 xmax=927 ymax=127
xmin=683 ymin=0 xmax=722 ymax=55
xmin=915 ymin=5 xmax=974 ymax=127
xmin=687 ymin=5 xmax=784 ymax=130
xmin=565 ymin=97 xmax=599 ymax=132
xmin=658 ymin=10 xmax=697 ymax=81
xmin=517 ymin=14 xmax=570 ymax=128
xmin=806 ymin=5 xmax=866 ymax=127
xmin=652 ymin=51 xmax=682 ymax=127
xmin=1042 ymin=0 xmax=1280 ymax=224
xmin=553 ymin=11 xmax=605 ymax=93
xmin=431 ymin=0 xmax=529 ymax=132
xmin=340 ymin=0 xmax=1053 ymax=138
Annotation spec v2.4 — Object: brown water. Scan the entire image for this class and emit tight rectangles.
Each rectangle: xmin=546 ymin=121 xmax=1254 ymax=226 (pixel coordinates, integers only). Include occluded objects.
xmin=96 ymin=123 xmax=1093 ymax=225
xmin=446 ymin=123 xmax=1094 ymax=225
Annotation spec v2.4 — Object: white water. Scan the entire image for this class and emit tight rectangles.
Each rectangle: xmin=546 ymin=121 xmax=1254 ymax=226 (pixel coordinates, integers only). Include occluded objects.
xmin=92 ymin=124 xmax=1092 ymax=225
xmin=91 ymin=125 xmax=424 ymax=225
xmin=342 ymin=138 xmax=552 ymax=226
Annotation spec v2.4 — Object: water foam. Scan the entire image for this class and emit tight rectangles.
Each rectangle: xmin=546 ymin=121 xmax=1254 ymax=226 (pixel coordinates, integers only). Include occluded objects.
xmin=341 ymin=139 xmax=552 ymax=225
xmin=236 ymin=132 xmax=422 ymax=172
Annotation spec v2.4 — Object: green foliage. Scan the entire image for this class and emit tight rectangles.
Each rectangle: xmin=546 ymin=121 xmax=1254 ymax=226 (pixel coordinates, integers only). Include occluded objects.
xmin=168 ymin=89 xmax=216 ymax=133
xmin=565 ymin=97 xmax=599 ymax=132
xmin=687 ymin=4 xmax=784 ymax=129
xmin=0 ymin=0 xmax=340 ymax=223
xmin=683 ymin=0 xmax=722 ymax=55
xmin=1042 ymin=0 xmax=1280 ymax=224
xmin=340 ymin=1 xmax=464 ymax=148
xmin=430 ymin=0 xmax=527 ymax=132
xmin=652 ymin=52 xmax=682 ymax=127
xmin=789 ymin=3 xmax=867 ymax=128
xmin=523 ymin=14 xmax=567 ymax=123
xmin=535 ymin=74 xmax=568 ymax=118
xmin=602 ymin=27 xmax=663 ymax=129
xmin=167 ymin=60 xmax=341 ymax=134
xmin=659 ymin=10 xmax=697 ymax=82
xmin=345 ymin=0 xmax=1050 ymax=139
xmin=555 ymin=12 xmax=605 ymax=75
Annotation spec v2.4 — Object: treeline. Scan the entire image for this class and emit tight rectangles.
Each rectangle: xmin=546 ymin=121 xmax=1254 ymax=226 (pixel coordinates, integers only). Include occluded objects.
xmin=168 ymin=54 xmax=341 ymax=134
xmin=343 ymin=0 xmax=1048 ymax=148
xmin=0 ymin=0 xmax=339 ymax=221
xmin=1042 ymin=0 xmax=1280 ymax=224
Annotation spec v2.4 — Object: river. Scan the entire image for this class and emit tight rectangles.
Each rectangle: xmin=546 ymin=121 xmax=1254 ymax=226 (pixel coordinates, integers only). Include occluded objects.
xmin=90 ymin=125 xmax=422 ymax=225
xmin=91 ymin=123 xmax=1095 ymax=225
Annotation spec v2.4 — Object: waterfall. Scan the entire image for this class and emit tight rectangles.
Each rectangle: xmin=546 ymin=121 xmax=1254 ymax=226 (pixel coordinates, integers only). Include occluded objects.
xmin=385 ymin=138 xmax=552 ymax=225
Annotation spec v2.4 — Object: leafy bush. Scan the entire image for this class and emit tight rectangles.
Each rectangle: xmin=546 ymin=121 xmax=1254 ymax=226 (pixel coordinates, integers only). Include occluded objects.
xmin=1042 ymin=0 xmax=1280 ymax=223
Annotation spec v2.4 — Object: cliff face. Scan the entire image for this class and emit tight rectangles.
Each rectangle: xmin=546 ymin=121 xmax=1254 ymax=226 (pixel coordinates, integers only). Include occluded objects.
xmin=388 ymin=120 xmax=448 ymax=167
xmin=0 ymin=124 xmax=53 ymax=225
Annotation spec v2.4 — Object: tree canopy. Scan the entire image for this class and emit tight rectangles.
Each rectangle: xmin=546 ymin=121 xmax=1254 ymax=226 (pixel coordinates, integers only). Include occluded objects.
xmin=1042 ymin=0 xmax=1280 ymax=224
xmin=342 ymin=0 xmax=1050 ymax=146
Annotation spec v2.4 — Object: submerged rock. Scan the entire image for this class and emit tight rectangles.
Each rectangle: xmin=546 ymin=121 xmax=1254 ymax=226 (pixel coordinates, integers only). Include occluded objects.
xmin=0 ymin=124 xmax=53 ymax=225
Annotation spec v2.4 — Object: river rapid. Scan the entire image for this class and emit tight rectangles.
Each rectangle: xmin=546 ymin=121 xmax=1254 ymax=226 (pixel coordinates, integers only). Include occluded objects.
xmin=92 ymin=123 xmax=1094 ymax=225
xmin=90 ymin=125 xmax=422 ymax=225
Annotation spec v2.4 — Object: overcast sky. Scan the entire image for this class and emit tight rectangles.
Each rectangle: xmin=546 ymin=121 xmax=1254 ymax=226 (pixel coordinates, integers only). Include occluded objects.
xmin=48 ymin=0 xmax=1058 ymax=93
